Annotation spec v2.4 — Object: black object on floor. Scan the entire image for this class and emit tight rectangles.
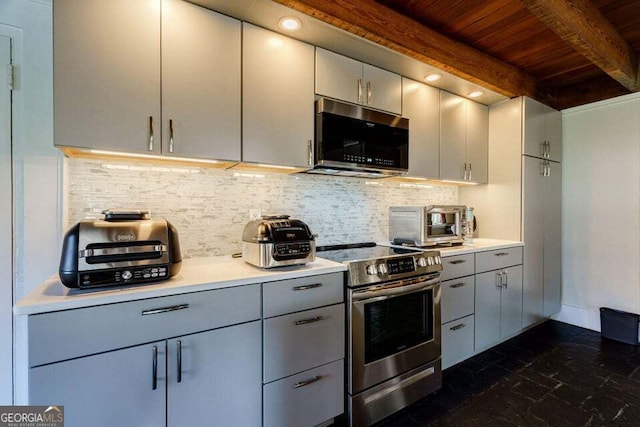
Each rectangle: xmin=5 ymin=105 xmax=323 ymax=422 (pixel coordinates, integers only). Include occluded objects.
xmin=373 ymin=320 xmax=640 ymax=426
xmin=600 ymin=307 xmax=640 ymax=345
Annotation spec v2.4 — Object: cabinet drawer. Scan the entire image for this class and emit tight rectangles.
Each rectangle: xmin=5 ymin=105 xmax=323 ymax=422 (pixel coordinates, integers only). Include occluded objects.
xmin=264 ymin=359 xmax=344 ymax=427
xmin=29 ymin=284 xmax=261 ymax=367
xmin=263 ymin=273 xmax=344 ymax=318
xmin=475 ymin=247 xmax=523 ymax=273
xmin=440 ymin=254 xmax=475 ymax=281
xmin=441 ymin=276 xmax=475 ymax=324
xmin=442 ymin=315 xmax=475 ymax=369
xmin=264 ymin=304 xmax=344 ymax=383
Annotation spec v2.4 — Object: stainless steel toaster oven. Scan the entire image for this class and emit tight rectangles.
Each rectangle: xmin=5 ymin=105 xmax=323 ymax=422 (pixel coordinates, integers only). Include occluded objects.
xmin=389 ymin=205 xmax=466 ymax=247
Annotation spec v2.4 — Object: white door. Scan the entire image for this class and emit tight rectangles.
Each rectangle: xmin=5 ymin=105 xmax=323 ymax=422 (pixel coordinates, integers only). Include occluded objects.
xmin=315 ymin=48 xmax=362 ymax=105
xmin=0 ymin=35 xmax=12 ymax=404
xmin=402 ymin=78 xmax=439 ymax=179
xmin=543 ymin=161 xmax=562 ymax=316
xmin=362 ymin=63 xmax=401 ymax=114
xmin=439 ymin=91 xmax=467 ymax=181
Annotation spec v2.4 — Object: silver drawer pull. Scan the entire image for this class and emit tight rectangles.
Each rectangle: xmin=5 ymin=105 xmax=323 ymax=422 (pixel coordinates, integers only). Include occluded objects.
xmin=294 ymin=316 xmax=325 ymax=326
xmin=450 ymin=323 xmax=466 ymax=331
xmin=449 ymin=260 xmax=466 ymax=265
xmin=494 ymin=252 xmax=510 ymax=257
xmin=142 ymin=304 xmax=189 ymax=316
xmin=293 ymin=375 xmax=324 ymax=389
xmin=293 ymin=283 xmax=323 ymax=291
xmin=449 ymin=282 xmax=465 ymax=289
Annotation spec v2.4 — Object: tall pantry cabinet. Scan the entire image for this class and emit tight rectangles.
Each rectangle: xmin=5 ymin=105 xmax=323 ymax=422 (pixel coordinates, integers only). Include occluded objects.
xmin=459 ymin=96 xmax=562 ymax=328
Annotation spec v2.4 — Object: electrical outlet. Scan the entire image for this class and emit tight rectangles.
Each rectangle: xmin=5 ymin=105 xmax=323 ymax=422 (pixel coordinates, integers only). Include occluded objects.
xmin=249 ymin=209 xmax=262 ymax=220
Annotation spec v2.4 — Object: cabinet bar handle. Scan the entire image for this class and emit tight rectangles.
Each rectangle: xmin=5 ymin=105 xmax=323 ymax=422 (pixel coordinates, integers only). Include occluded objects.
xmin=294 ymin=316 xmax=325 ymax=326
xmin=450 ymin=323 xmax=466 ymax=331
xmin=169 ymin=119 xmax=175 ymax=153
xmin=546 ymin=162 xmax=551 ymax=177
xmin=357 ymin=79 xmax=363 ymax=103
xmin=176 ymin=340 xmax=182 ymax=383
xmin=293 ymin=283 xmax=323 ymax=291
xmin=307 ymin=139 xmax=313 ymax=166
xmin=494 ymin=252 xmax=509 ymax=257
xmin=449 ymin=282 xmax=465 ymax=289
xmin=496 ymin=271 xmax=503 ymax=289
xmin=503 ymin=270 xmax=508 ymax=289
xmin=463 ymin=163 xmax=468 ymax=180
xmin=449 ymin=260 xmax=466 ymax=265
xmin=366 ymin=81 xmax=372 ymax=104
xmin=148 ymin=116 xmax=155 ymax=151
xmin=142 ymin=304 xmax=189 ymax=316
xmin=152 ymin=346 xmax=158 ymax=390
xmin=468 ymin=163 xmax=472 ymax=181
xmin=293 ymin=375 xmax=324 ymax=389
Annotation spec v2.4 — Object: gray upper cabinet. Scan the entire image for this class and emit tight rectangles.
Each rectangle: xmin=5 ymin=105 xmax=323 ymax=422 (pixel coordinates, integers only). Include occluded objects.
xmin=54 ymin=0 xmax=161 ymax=153
xmin=243 ymin=23 xmax=315 ymax=168
xmin=523 ymin=97 xmax=562 ymax=162
xmin=402 ymin=78 xmax=439 ymax=179
xmin=440 ymin=92 xmax=488 ymax=183
xmin=54 ymin=0 xmax=241 ymax=160
xmin=315 ymin=48 xmax=402 ymax=114
xmin=162 ymin=0 xmax=241 ymax=161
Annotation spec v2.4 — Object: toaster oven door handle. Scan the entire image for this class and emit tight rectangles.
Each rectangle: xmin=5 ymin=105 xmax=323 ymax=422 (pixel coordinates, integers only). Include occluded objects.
xmin=79 ymin=245 xmax=168 ymax=258
xmin=142 ymin=304 xmax=189 ymax=316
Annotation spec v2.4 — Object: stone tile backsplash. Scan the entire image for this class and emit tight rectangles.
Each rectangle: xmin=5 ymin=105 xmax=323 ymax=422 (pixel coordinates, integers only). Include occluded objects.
xmin=65 ymin=158 xmax=458 ymax=258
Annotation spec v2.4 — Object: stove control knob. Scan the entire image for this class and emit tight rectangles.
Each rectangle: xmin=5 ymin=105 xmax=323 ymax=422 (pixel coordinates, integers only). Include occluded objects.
xmin=378 ymin=263 xmax=388 ymax=274
xmin=417 ymin=257 xmax=427 ymax=268
xmin=366 ymin=265 xmax=378 ymax=275
xmin=427 ymin=257 xmax=435 ymax=266
xmin=435 ymin=256 xmax=442 ymax=264
xmin=121 ymin=270 xmax=133 ymax=281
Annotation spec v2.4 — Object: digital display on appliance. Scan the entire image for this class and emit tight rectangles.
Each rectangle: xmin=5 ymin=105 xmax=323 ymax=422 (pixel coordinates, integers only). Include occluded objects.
xmin=387 ymin=257 xmax=415 ymax=275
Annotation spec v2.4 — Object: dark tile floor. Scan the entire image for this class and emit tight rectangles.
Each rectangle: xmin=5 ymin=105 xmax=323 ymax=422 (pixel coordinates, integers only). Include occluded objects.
xmin=376 ymin=320 xmax=640 ymax=426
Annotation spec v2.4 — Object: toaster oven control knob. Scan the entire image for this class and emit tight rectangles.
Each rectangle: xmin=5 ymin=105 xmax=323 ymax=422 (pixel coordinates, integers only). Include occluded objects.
xmin=366 ymin=265 xmax=378 ymax=275
xmin=417 ymin=257 xmax=427 ymax=268
xmin=378 ymin=263 xmax=388 ymax=275
xmin=428 ymin=257 xmax=435 ymax=266
xmin=435 ymin=256 xmax=442 ymax=264
xmin=121 ymin=270 xmax=133 ymax=281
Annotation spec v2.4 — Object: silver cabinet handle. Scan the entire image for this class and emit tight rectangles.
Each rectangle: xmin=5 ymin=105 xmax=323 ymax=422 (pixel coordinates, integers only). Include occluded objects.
xmin=357 ymin=79 xmax=363 ymax=103
xmin=293 ymin=283 xmax=323 ymax=291
xmin=450 ymin=259 xmax=466 ymax=265
xmin=449 ymin=282 xmax=465 ymax=289
xmin=540 ymin=141 xmax=546 ymax=158
xmin=169 ymin=119 xmax=175 ymax=153
xmin=503 ymin=270 xmax=508 ymax=289
xmin=294 ymin=316 xmax=325 ymax=326
xmin=540 ymin=160 xmax=546 ymax=176
xmin=366 ymin=81 xmax=372 ymax=104
xmin=152 ymin=345 xmax=158 ymax=390
xmin=494 ymin=252 xmax=509 ymax=257
xmin=142 ymin=304 xmax=189 ymax=316
xmin=546 ymin=141 xmax=551 ymax=158
xmin=450 ymin=323 xmax=466 ymax=331
xmin=176 ymin=340 xmax=182 ymax=383
xmin=546 ymin=162 xmax=551 ymax=177
xmin=148 ymin=116 xmax=155 ymax=151
xmin=307 ymin=139 xmax=313 ymax=166
xmin=463 ymin=163 xmax=468 ymax=180
xmin=468 ymin=163 xmax=472 ymax=181
xmin=293 ymin=375 xmax=324 ymax=389
xmin=496 ymin=271 xmax=503 ymax=289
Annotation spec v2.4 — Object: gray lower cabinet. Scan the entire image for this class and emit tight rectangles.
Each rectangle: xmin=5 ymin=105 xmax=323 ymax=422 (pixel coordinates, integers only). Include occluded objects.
xmin=441 ymin=315 xmax=475 ymax=369
xmin=440 ymin=267 xmax=475 ymax=369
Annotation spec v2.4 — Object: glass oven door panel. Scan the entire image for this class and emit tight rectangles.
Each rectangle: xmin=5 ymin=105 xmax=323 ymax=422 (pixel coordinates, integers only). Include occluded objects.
xmin=427 ymin=213 xmax=458 ymax=237
xmin=364 ymin=290 xmax=434 ymax=364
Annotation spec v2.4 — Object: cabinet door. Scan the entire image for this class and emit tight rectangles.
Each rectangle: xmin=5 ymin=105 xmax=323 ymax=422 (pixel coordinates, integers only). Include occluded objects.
xmin=440 ymin=92 xmax=467 ymax=181
xmin=543 ymin=161 xmax=562 ymax=316
xmin=500 ymin=265 xmax=523 ymax=339
xmin=523 ymin=97 xmax=547 ymax=158
xmin=466 ymin=100 xmax=489 ymax=183
xmin=167 ymin=321 xmax=261 ymax=427
xmin=442 ymin=315 xmax=475 ymax=369
xmin=162 ymin=0 xmax=241 ymax=161
xmin=522 ymin=156 xmax=545 ymax=327
xmin=402 ymin=79 xmax=439 ymax=178
xmin=363 ymin=64 xmax=402 ymax=114
xmin=474 ymin=270 xmax=502 ymax=351
xmin=54 ymin=0 xmax=161 ymax=153
xmin=545 ymin=107 xmax=563 ymax=162
xmin=30 ymin=342 xmax=166 ymax=427
xmin=315 ymin=48 xmax=362 ymax=105
xmin=243 ymin=24 xmax=315 ymax=167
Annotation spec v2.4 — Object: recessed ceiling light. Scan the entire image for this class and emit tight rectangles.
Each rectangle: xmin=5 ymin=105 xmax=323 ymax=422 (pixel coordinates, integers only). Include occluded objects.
xmin=278 ymin=17 xmax=302 ymax=32
xmin=424 ymin=73 xmax=442 ymax=82
xmin=468 ymin=90 xmax=484 ymax=98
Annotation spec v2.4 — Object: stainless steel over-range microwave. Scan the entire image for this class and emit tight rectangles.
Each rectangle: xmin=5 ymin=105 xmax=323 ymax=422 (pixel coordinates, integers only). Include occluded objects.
xmin=308 ymin=98 xmax=409 ymax=178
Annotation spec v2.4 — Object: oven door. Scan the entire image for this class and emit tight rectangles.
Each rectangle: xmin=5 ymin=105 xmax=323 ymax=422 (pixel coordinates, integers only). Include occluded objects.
xmin=349 ymin=274 xmax=441 ymax=394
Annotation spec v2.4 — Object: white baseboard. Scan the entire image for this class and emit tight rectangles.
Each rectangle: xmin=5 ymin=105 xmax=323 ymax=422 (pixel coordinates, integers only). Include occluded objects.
xmin=551 ymin=304 xmax=601 ymax=332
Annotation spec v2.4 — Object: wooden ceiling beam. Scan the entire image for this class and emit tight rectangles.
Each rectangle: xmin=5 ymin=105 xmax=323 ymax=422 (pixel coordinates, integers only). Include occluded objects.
xmin=520 ymin=0 xmax=640 ymax=91
xmin=555 ymin=75 xmax=630 ymax=109
xmin=272 ymin=0 xmax=557 ymax=105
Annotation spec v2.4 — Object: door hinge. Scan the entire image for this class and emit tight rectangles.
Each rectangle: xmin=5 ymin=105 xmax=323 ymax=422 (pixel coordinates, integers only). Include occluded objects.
xmin=6 ymin=64 xmax=14 ymax=91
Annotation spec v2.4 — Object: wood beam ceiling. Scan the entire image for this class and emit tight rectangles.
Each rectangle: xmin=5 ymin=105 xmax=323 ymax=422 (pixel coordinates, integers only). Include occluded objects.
xmin=273 ymin=0 xmax=557 ymax=106
xmin=520 ymin=0 xmax=640 ymax=92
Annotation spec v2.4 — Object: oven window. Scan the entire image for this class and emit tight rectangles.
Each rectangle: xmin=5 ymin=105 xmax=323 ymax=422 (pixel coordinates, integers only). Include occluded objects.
xmin=427 ymin=213 xmax=457 ymax=237
xmin=364 ymin=289 xmax=434 ymax=364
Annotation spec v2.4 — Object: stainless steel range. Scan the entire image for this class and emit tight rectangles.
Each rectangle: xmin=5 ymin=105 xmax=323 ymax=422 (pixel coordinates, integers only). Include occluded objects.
xmin=316 ymin=243 xmax=443 ymax=427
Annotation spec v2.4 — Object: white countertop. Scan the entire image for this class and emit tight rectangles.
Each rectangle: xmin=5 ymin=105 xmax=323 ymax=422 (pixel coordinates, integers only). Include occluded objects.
xmin=436 ymin=238 xmax=524 ymax=257
xmin=14 ymin=256 xmax=347 ymax=316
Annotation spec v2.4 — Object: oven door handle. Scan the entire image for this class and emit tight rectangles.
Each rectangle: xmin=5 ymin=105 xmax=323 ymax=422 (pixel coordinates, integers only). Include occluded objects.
xmin=352 ymin=276 xmax=440 ymax=303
